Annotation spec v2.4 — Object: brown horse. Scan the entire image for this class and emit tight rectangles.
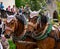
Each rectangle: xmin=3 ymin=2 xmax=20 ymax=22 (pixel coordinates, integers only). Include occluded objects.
xmin=31 ymin=14 xmax=60 ymax=49
xmin=5 ymin=14 xmax=37 ymax=49
xmin=53 ymin=23 xmax=60 ymax=49
xmin=29 ymin=16 xmax=38 ymax=24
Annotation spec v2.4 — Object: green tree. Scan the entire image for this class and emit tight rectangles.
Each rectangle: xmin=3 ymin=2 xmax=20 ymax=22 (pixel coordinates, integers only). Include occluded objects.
xmin=56 ymin=0 xmax=60 ymax=21
xmin=15 ymin=0 xmax=21 ymax=8
xmin=15 ymin=0 xmax=47 ymax=10
xmin=56 ymin=1 xmax=60 ymax=14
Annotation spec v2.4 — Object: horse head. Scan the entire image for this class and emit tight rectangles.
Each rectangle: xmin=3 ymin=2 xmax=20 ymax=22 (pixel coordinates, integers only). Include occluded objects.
xmin=5 ymin=13 xmax=17 ymax=37
xmin=6 ymin=13 xmax=26 ymax=37
xmin=29 ymin=9 xmax=41 ymax=24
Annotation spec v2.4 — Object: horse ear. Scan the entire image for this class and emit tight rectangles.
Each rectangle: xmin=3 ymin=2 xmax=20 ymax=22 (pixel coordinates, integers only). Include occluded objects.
xmin=13 ymin=12 xmax=17 ymax=17
xmin=6 ymin=13 xmax=9 ymax=17
xmin=37 ymin=9 xmax=41 ymax=13
xmin=29 ymin=9 xmax=32 ymax=13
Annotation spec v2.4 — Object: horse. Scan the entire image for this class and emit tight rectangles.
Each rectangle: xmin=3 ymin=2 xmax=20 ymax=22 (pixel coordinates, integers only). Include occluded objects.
xmin=5 ymin=13 xmax=37 ymax=49
xmin=0 ymin=9 xmax=15 ymax=37
xmin=3 ymin=11 xmax=16 ymax=38
xmin=31 ymin=14 xmax=60 ymax=49
xmin=29 ymin=9 xmax=41 ymax=24
xmin=52 ymin=22 xmax=60 ymax=49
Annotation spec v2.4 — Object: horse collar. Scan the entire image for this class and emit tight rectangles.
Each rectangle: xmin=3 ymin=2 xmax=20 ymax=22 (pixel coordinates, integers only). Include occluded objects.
xmin=32 ymin=24 xmax=52 ymax=40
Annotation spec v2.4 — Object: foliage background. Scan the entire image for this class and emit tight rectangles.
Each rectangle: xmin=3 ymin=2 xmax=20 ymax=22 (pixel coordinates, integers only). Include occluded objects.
xmin=56 ymin=0 xmax=60 ymax=21
xmin=15 ymin=0 xmax=47 ymax=10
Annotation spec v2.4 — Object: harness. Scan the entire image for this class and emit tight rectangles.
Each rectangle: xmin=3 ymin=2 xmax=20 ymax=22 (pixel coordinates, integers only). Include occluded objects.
xmin=32 ymin=24 xmax=52 ymax=40
xmin=18 ymin=24 xmax=51 ymax=40
xmin=22 ymin=24 xmax=60 ymax=49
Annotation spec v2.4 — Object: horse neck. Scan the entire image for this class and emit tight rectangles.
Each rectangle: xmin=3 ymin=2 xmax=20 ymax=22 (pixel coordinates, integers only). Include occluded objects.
xmin=14 ymin=20 xmax=24 ymax=37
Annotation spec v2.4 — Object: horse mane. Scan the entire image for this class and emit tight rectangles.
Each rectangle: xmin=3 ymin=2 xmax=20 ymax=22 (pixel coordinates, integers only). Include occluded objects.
xmin=41 ymin=15 xmax=48 ymax=25
xmin=37 ymin=14 xmax=48 ymax=32
xmin=14 ymin=15 xmax=24 ymax=36
xmin=39 ymin=13 xmax=48 ymax=25
xmin=16 ymin=15 xmax=24 ymax=25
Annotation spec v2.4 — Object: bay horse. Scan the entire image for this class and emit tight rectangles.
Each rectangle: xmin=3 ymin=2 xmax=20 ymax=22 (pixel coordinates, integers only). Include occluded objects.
xmin=29 ymin=10 xmax=41 ymax=24
xmin=5 ymin=13 xmax=37 ymax=49
xmin=4 ymin=11 xmax=16 ymax=38
xmin=31 ymin=14 xmax=60 ymax=49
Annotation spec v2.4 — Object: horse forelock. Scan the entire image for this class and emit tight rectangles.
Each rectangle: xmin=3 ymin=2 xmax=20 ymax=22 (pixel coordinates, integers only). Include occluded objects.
xmin=16 ymin=15 xmax=24 ymax=25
